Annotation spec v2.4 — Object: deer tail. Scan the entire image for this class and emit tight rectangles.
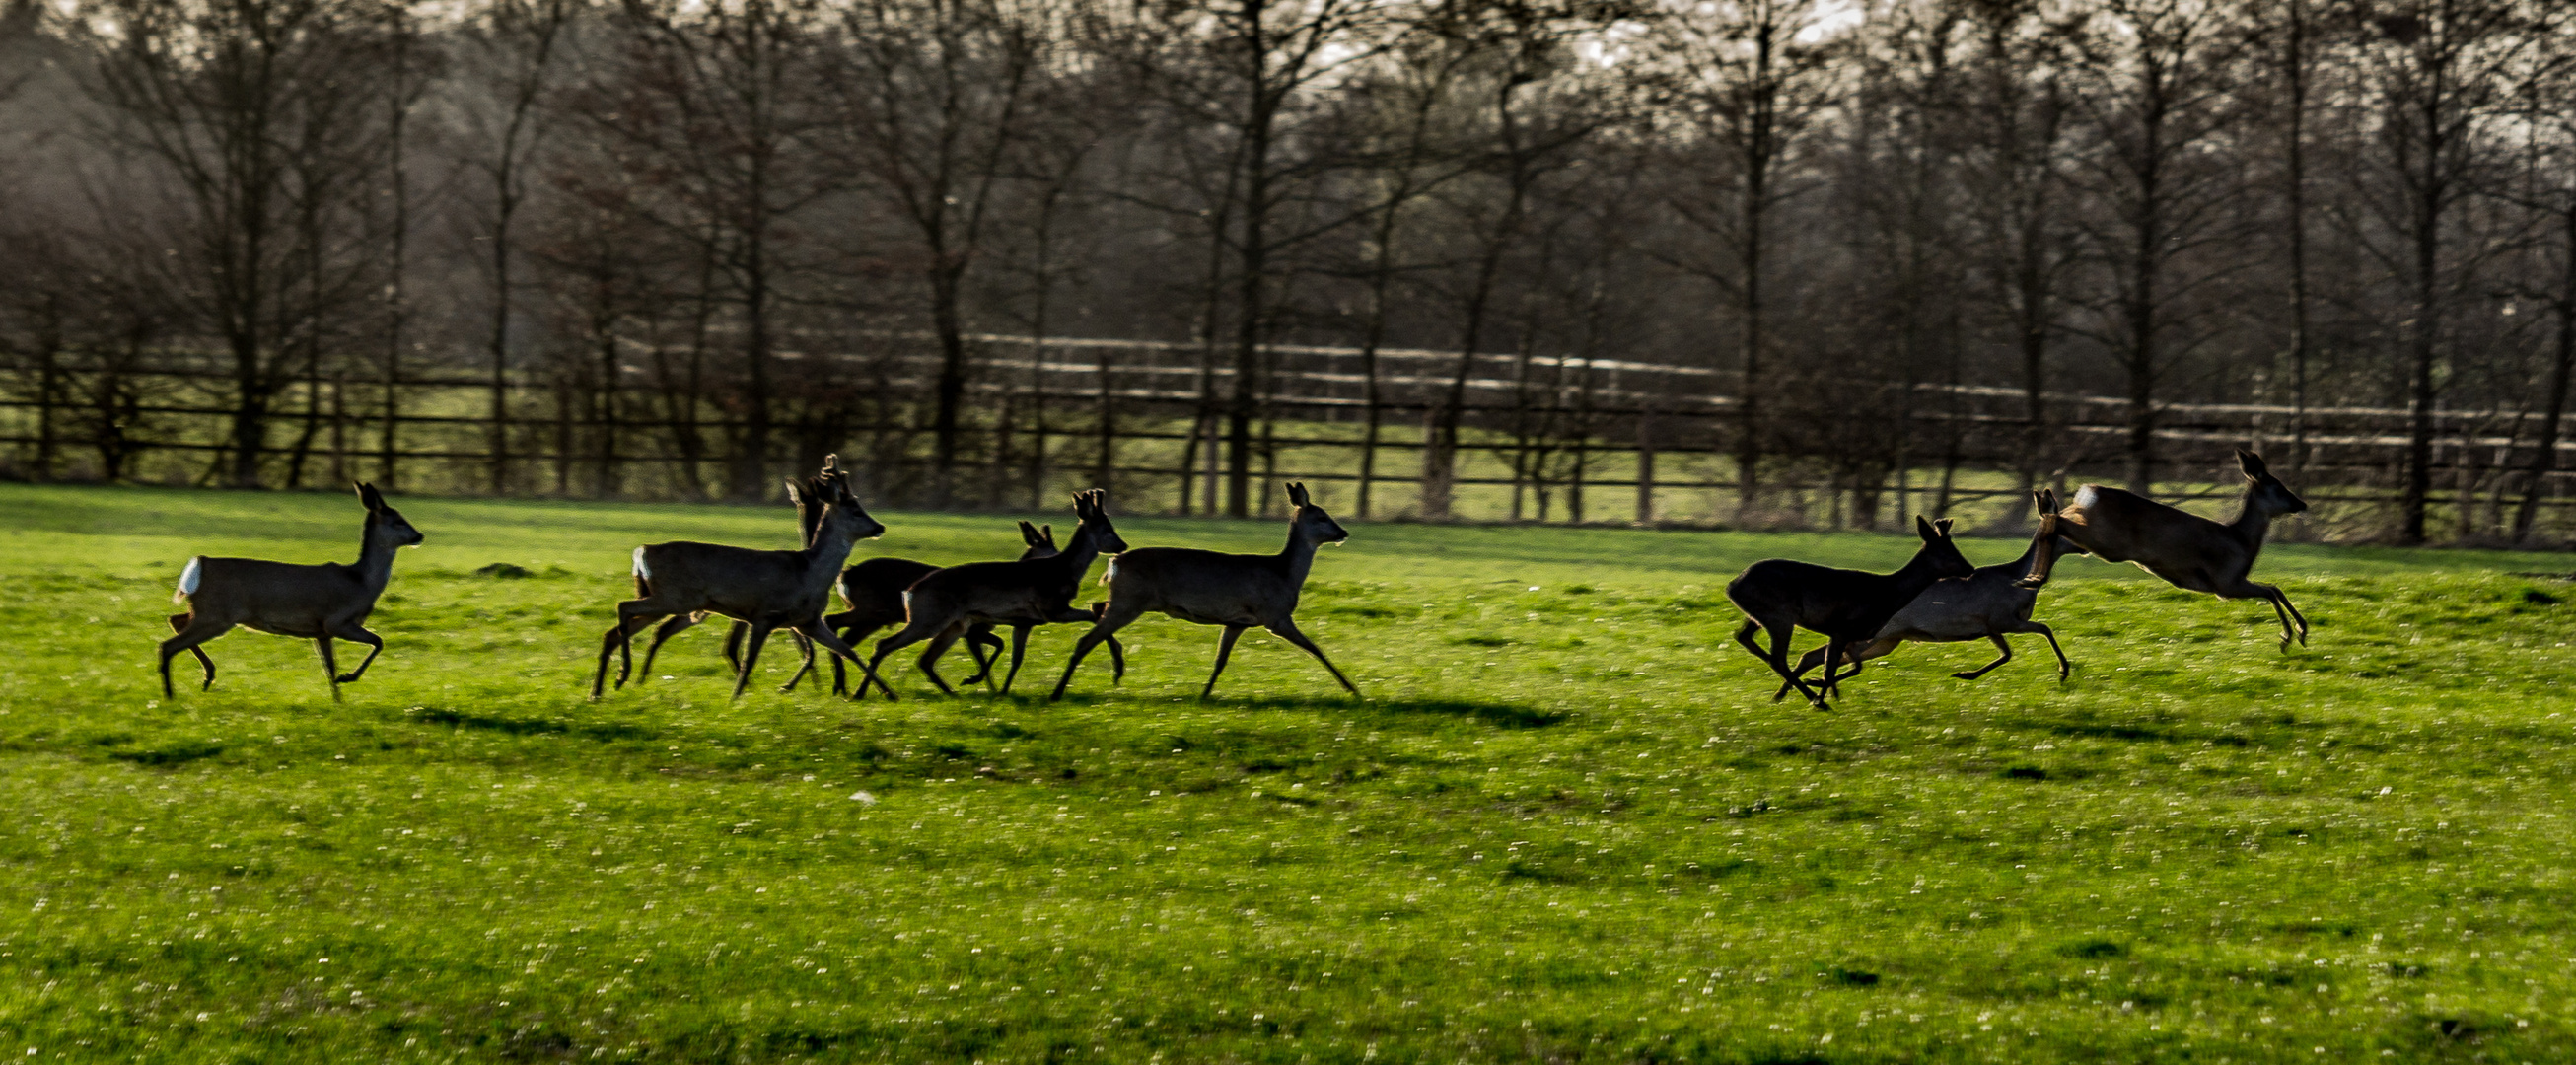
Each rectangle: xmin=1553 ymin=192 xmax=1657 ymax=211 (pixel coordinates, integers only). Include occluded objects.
xmin=174 ymin=556 xmax=203 ymax=604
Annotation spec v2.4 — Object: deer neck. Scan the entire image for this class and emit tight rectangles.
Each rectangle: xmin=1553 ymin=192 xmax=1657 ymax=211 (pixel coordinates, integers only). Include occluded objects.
xmin=801 ymin=515 xmax=863 ymax=586
xmin=2229 ymin=491 xmax=2276 ymax=558
xmin=1057 ymin=523 xmax=1107 ymax=581
xmin=353 ymin=518 xmax=399 ymax=594
xmin=1279 ymin=524 xmax=1324 ymax=585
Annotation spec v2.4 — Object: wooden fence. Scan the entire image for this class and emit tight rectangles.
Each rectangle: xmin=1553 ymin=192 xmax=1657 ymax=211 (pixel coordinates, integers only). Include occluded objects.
xmin=3 ymin=332 xmax=2571 ymax=537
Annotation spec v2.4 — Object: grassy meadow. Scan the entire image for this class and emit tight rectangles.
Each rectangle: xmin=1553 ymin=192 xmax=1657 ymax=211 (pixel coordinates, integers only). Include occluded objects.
xmin=4 ymin=482 xmax=2576 ymax=1062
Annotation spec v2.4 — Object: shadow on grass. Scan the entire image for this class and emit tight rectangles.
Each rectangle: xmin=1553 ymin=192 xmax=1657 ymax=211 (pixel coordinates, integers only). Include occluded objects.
xmin=398 ymin=705 xmax=656 ymax=743
xmin=1177 ymin=694 xmax=1570 ymax=729
xmin=107 ymin=740 xmax=225 ymax=767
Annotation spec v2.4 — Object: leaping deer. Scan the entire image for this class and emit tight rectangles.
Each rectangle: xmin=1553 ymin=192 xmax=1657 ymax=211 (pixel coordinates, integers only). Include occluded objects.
xmin=159 ymin=482 xmax=425 ymax=701
xmin=1050 ymin=482 xmax=1358 ymax=702
xmin=591 ymin=464 xmax=894 ymax=700
xmin=2020 ymin=447 xmax=2311 ymax=647
xmin=864 ymin=489 xmax=1127 ymax=696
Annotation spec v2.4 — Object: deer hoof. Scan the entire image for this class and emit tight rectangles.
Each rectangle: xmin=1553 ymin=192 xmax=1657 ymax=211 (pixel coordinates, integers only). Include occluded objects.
xmin=1950 ymin=671 xmax=1978 ymax=680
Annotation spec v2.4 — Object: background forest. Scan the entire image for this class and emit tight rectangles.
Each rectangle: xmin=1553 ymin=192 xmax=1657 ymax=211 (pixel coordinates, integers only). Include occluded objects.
xmin=3 ymin=0 xmax=2574 ymax=543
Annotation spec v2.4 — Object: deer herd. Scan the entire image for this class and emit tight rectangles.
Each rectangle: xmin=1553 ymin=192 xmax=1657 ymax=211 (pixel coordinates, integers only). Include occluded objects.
xmin=156 ymin=448 xmax=2314 ymax=711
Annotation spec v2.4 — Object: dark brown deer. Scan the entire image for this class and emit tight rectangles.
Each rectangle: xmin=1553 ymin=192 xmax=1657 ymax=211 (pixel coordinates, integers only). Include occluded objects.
xmin=2020 ymin=447 xmax=2310 ymax=647
xmin=1050 ymin=482 xmax=1357 ymax=702
xmin=788 ymin=520 xmax=1121 ymax=696
xmin=1726 ymin=515 xmax=1975 ymax=710
xmin=591 ymin=467 xmax=893 ymax=700
xmin=1781 ymin=490 xmax=2072 ymax=697
xmin=159 ymin=482 xmax=425 ymax=701
xmin=864 ymin=490 xmax=1127 ymax=695
xmin=627 ymin=470 xmax=850 ymax=688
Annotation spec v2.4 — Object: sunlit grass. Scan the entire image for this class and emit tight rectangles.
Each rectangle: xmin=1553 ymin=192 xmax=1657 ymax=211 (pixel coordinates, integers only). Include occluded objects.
xmin=1 ymin=483 xmax=2572 ymax=1062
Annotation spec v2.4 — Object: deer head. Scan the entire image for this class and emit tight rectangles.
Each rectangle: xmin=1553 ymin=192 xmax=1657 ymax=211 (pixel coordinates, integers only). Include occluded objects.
xmin=1286 ymin=482 xmax=1348 ymax=545
xmin=2236 ymin=448 xmax=2307 ymax=517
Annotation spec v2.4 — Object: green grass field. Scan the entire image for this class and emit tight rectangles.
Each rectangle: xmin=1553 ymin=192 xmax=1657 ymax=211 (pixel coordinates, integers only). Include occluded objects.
xmin=4 ymin=483 xmax=2576 ymax=1063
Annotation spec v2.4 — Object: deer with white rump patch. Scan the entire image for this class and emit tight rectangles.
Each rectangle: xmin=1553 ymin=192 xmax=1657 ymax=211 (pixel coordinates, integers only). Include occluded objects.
xmin=864 ymin=490 xmax=1128 ymax=696
xmin=1050 ymin=481 xmax=1358 ymax=702
xmin=1726 ymin=515 xmax=1975 ymax=710
xmin=591 ymin=463 xmax=894 ymax=700
xmin=159 ymin=482 xmax=425 ymax=700
xmin=2020 ymin=447 xmax=2311 ymax=647
xmin=1779 ymin=490 xmax=2073 ymax=698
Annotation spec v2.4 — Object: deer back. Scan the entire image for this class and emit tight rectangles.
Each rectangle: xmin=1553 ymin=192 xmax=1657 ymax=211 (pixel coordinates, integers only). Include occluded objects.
xmin=2056 ymin=484 xmax=2250 ymax=577
xmin=1102 ymin=546 xmax=1297 ymax=627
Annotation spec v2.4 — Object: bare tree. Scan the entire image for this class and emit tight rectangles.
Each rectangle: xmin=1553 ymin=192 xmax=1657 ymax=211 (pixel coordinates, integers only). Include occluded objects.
xmin=79 ymin=0 xmax=401 ymax=488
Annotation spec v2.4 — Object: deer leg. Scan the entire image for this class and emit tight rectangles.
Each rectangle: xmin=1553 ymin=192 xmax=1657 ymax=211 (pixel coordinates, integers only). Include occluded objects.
xmin=999 ymin=625 xmax=1034 ymax=695
xmin=328 ymin=622 xmax=386 ymax=684
xmin=912 ymin=625 xmax=965 ymax=697
xmin=2017 ymin=532 xmax=2079 ymax=590
xmin=730 ymin=623 xmax=777 ymax=701
xmin=164 ymin=613 xmax=220 ymax=695
xmin=2259 ymin=583 xmax=2309 ymax=648
xmin=1201 ymin=625 xmax=1249 ymax=699
xmin=1822 ymin=637 xmax=1898 ymax=694
xmin=1266 ymin=619 xmax=1360 ymax=697
xmin=794 ymin=619 xmax=894 ymax=702
xmin=777 ymin=629 xmax=818 ymax=693
xmin=315 ymin=638 xmax=342 ymax=702
xmin=959 ymin=623 xmax=1005 ymax=688
xmin=1735 ymin=619 xmax=1821 ymax=706
xmin=634 ymin=612 xmax=704 ymax=685
xmin=1108 ymin=635 xmax=1126 ymax=685
xmin=2013 ymin=620 xmax=2072 ymax=680
xmin=1954 ymin=635 xmax=2014 ymax=680
xmin=1777 ymin=643 xmax=1832 ymax=703
xmin=1813 ymin=636 xmax=1844 ymax=711
xmin=865 ymin=618 xmax=948 ymax=699
xmin=593 ymin=606 xmax=664 ymax=699
xmin=1050 ymin=603 xmax=1145 ymax=701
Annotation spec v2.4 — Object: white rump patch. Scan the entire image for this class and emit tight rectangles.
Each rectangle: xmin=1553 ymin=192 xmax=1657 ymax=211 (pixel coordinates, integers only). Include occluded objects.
xmin=2073 ymin=485 xmax=2100 ymax=510
xmin=631 ymin=546 xmax=651 ymax=580
xmin=1103 ymin=559 xmax=1119 ymax=585
xmin=174 ymin=556 xmax=202 ymax=604
xmin=900 ymin=590 xmax=913 ymax=610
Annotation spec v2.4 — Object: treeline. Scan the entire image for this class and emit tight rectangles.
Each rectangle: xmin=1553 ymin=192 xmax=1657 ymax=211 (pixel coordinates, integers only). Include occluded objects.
xmin=1 ymin=0 xmax=2572 ymax=543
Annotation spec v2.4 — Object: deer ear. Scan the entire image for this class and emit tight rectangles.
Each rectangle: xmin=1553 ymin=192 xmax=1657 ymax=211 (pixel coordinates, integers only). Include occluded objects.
xmin=783 ymin=478 xmax=805 ymax=504
xmin=1915 ymin=514 xmax=1936 ymax=540
xmin=1935 ymin=518 xmax=1956 ymax=535
xmin=2238 ymin=448 xmax=2268 ymax=477
xmin=1287 ymin=482 xmax=1309 ymax=507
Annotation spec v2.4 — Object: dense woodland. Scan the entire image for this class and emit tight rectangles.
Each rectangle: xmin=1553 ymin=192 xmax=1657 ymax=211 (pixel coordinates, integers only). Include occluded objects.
xmin=1 ymin=0 xmax=2574 ymax=543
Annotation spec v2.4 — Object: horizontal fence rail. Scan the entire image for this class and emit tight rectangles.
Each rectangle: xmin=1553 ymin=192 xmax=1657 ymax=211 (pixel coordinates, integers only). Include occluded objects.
xmin=4 ymin=334 xmax=2571 ymax=539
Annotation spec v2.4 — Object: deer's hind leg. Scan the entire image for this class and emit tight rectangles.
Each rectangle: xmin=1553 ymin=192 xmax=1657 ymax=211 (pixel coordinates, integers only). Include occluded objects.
xmin=593 ymin=604 xmax=668 ymax=699
xmin=910 ymin=624 xmax=968 ymax=697
xmin=1734 ymin=618 xmax=1820 ymax=706
xmin=163 ymin=613 xmax=221 ymax=696
xmin=1050 ymin=601 xmax=1145 ymax=701
xmin=632 ymin=613 xmax=705 ymax=684
xmin=730 ymin=622 xmax=778 ymax=701
xmin=314 ymin=638 xmax=344 ymax=702
xmin=1820 ymin=637 xmax=1898 ymax=694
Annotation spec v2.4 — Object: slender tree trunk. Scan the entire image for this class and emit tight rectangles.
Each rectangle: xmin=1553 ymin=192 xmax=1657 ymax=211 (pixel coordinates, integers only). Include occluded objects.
xmin=2513 ymin=258 xmax=2575 ymax=542
xmin=2283 ymin=0 xmax=2313 ymax=472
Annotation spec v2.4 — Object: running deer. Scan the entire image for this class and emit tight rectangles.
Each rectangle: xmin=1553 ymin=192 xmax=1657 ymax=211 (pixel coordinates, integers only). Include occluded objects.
xmin=628 ymin=470 xmax=847 ymax=688
xmin=1780 ymin=490 xmax=2072 ymax=698
xmin=2020 ymin=447 xmax=2310 ymax=647
xmin=1050 ymin=481 xmax=1358 ymax=702
xmin=159 ymin=482 xmax=425 ymax=700
xmin=788 ymin=520 xmax=1122 ymax=696
xmin=865 ymin=490 xmax=1128 ymax=696
xmin=591 ymin=465 xmax=893 ymax=700
xmin=1726 ymin=515 xmax=1975 ymax=710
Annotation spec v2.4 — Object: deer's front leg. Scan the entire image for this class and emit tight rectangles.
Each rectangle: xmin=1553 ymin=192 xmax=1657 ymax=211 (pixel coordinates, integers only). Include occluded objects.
xmin=329 ymin=622 xmax=387 ymax=684
xmin=795 ymin=619 xmax=894 ymax=703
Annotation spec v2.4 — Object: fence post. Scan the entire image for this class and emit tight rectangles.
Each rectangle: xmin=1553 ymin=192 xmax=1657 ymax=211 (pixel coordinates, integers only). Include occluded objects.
xmin=1635 ymin=404 xmax=1656 ymax=524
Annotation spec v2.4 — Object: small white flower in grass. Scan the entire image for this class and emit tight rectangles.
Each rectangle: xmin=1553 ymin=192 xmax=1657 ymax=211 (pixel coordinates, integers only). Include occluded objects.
xmin=850 ymin=792 xmax=877 ymax=805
